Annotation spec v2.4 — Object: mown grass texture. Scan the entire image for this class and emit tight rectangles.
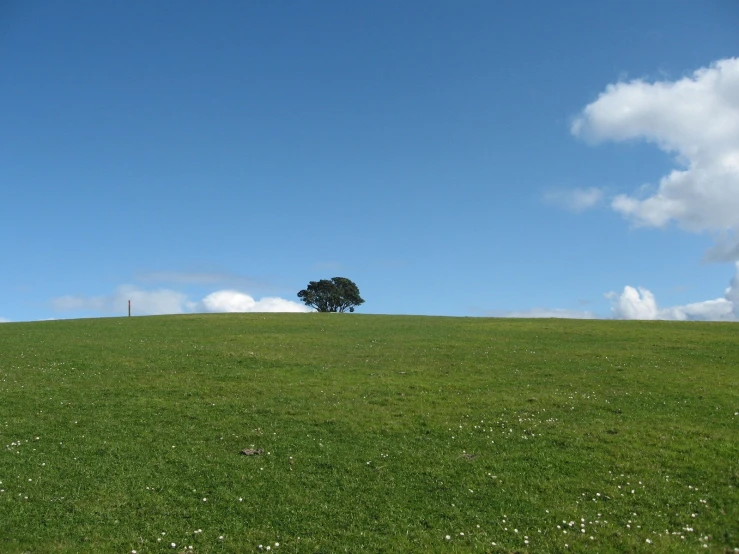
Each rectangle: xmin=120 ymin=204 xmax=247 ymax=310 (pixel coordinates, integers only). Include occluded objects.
xmin=0 ymin=314 xmax=737 ymax=553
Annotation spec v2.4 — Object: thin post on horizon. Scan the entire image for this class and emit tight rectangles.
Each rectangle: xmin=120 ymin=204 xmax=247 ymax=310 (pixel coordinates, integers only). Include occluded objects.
xmin=128 ymin=300 xmax=131 ymax=317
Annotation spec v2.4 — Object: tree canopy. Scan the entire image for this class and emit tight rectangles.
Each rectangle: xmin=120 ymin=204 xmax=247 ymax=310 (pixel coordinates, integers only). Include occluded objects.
xmin=297 ymin=277 xmax=365 ymax=313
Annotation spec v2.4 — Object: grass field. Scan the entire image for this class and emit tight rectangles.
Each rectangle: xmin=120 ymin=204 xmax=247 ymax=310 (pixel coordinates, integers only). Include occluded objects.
xmin=0 ymin=314 xmax=737 ymax=553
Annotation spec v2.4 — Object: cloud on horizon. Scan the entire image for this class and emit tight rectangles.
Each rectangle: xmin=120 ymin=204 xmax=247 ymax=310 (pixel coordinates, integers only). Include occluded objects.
xmin=476 ymin=264 xmax=739 ymax=321
xmin=197 ymin=290 xmax=311 ymax=313
xmin=53 ymin=286 xmax=189 ymax=316
xmin=571 ymin=57 xmax=739 ymax=260
xmin=52 ymin=286 xmax=310 ymax=316
xmin=500 ymin=308 xmax=597 ymax=319
xmin=609 ymin=262 xmax=739 ymax=321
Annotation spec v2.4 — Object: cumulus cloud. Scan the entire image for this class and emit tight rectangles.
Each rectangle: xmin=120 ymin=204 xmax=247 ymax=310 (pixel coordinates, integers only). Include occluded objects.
xmin=572 ymin=58 xmax=739 ymax=258
xmin=609 ymin=287 xmax=659 ymax=320
xmin=609 ymin=263 xmax=739 ymax=321
xmin=52 ymin=286 xmax=310 ymax=316
xmin=542 ymin=187 xmax=605 ymax=212
xmin=198 ymin=290 xmax=310 ymax=313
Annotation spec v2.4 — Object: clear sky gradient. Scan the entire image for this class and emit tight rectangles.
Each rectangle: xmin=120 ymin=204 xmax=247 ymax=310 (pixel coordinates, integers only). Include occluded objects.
xmin=2 ymin=1 xmax=738 ymax=321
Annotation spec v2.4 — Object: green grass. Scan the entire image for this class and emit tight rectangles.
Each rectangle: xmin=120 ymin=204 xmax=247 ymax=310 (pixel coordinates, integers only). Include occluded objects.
xmin=0 ymin=314 xmax=737 ymax=553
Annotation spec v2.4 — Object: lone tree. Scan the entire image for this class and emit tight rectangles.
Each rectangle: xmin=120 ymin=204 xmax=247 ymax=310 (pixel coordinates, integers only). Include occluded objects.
xmin=297 ymin=277 xmax=365 ymax=313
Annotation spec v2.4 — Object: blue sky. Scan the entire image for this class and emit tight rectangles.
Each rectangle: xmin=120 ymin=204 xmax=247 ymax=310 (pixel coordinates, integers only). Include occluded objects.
xmin=2 ymin=0 xmax=738 ymax=321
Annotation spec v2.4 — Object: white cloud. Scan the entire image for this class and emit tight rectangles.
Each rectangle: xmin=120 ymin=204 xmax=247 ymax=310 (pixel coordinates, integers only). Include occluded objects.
xmin=53 ymin=285 xmax=190 ymax=316
xmin=609 ymin=286 xmax=660 ymax=320
xmin=0 ymin=317 xmax=10 ymax=323
xmin=52 ymin=286 xmax=309 ymax=317
xmin=542 ymin=187 xmax=605 ymax=212
xmin=610 ymin=263 xmax=739 ymax=321
xmin=199 ymin=290 xmax=311 ymax=313
xmin=572 ymin=58 xmax=739 ymax=258
xmin=502 ymin=308 xmax=597 ymax=319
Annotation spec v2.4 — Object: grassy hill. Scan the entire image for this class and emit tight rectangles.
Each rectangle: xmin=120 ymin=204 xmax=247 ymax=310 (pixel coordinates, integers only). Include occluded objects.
xmin=0 ymin=314 xmax=737 ymax=553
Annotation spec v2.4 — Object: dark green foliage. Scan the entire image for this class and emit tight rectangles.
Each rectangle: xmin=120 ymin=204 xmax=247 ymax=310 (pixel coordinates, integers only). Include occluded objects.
xmin=297 ymin=276 xmax=365 ymax=312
